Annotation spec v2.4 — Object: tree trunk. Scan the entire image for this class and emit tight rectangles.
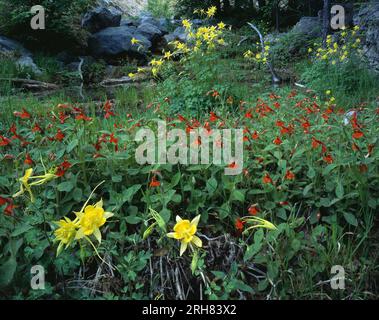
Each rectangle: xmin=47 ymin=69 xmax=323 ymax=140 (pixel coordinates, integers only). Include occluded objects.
xmin=322 ymin=0 xmax=331 ymax=48
xmin=275 ymin=0 xmax=280 ymax=32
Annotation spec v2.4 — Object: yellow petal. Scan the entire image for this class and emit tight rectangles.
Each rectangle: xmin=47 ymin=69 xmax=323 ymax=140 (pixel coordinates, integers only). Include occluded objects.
xmin=190 ymin=215 xmax=201 ymax=228
xmin=104 ymin=211 xmax=114 ymax=219
xmin=180 ymin=241 xmax=188 ymax=256
xmin=191 ymin=235 xmax=202 ymax=248
xmin=93 ymin=228 xmax=102 ymax=244
xmin=167 ymin=232 xmax=181 ymax=240
xmin=175 ymin=215 xmax=182 ymax=223
xmin=94 ymin=199 xmax=103 ymax=208
xmin=75 ymin=228 xmax=85 ymax=240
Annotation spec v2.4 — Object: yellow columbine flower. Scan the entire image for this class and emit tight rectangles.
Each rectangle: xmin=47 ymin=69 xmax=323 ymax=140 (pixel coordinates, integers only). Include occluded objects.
xmin=13 ymin=168 xmax=34 ymax=202
xmin=150 ymin=58 xmax=163 ymax=67
xmin=164 ymin=51 xmax=173 ymax=60
xmin=128 ymin=72 xmax=136 ymax=78
xmin=167 ymin=215 xmax=202 ymax=256
xmin=206 ymin=6 xmax=217 ymax=18
xmin=217 ymin=22 xmax=225 ymax=30
xmin=75 ymin=199 xmax=113 ymax=244
xmin=131 ymin=37 xmax=140 ymax=45
xmin=54 ymin=217 xmax=79 ymax=256
xmin=182 ymin=19 xmax=192 ymax=30
xmin=13 ymin=167 xmax=58 ymax=203
xmin=217 ymin=38 xmax=225 ymax=45
xmin=244 ymin=50 xmax=253 ymax=58
xmin=242 ymin=216 xmax=277 ymax=233
xmin=152 ymin=67 xmax=158 ymax=77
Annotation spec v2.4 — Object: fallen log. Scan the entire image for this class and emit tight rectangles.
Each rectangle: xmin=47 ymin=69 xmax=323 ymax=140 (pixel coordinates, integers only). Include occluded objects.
xmin=0 ymin=78 xmax=60 ymax=92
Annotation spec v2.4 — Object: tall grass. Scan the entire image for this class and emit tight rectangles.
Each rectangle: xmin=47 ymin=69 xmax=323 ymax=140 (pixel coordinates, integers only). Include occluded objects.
xmin=147 ymin=0 xmax=176 ymax=18
xmin=301 ymin=57 xmax=379 ymax=109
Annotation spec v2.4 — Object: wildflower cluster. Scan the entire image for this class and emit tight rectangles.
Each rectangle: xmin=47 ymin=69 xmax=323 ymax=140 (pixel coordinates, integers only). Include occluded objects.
xmin=244 ymin=42 xmax=271 ymax=65
xmin=309 ymin=26 xmax=362 ymax=64
xmin=53 ymin=182 xmax=114 ymax=256
xmin=129 ymin=6 xmax=226 ymax=78
xmin=193 ymin=6 xmax=217 ymax=19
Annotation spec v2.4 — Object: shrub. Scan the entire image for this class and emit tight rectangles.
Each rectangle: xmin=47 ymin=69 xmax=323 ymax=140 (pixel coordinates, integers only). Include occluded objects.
xmin=269 ymin=31 xmax=315 ymax=68
xmin=147 ymin=0 xmax=176 ymax=18
xmin=0 ymin=0 xmax=95 ymax=52
xmin=301 ymin=27 xmax=379 ymax=108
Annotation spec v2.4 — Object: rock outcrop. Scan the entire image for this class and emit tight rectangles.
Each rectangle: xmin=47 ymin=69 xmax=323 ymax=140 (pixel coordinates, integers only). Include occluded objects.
xmin=83 ymin=3 xmax=206 ymax=61
xmin=88 ymin=26 xmax=152 ymax=59
xmin=292 ymin=16 xmax=322 ymax=37
xmin=82 ymin=6 xmax=123 ymax=33
xmin=0 ymin=36 xmax=42 ymax=75
xmin=354 ymin=1 xmax=379 ymax=71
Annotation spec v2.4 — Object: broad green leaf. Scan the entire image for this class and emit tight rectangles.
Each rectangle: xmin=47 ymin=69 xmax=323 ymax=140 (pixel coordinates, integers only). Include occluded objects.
xmin=57 ymin=181 xmax=74 ymax=193
xmin=335 ymin=182 xmax=344 ymax=199
xmin=0 ymin=258 xmax=17 ymax=288
xmin=343 ymin=212 xmax=358 ymax=227
xmin=122 ymin=184 xmax=142 ymax=203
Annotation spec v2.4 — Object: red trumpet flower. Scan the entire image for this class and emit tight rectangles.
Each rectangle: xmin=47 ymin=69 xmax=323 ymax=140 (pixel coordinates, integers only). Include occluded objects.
xmin=14 ymin=108 xmax=31 ymax=119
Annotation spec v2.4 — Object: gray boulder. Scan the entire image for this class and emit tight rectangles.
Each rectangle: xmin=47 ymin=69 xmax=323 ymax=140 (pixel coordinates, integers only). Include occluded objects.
xmin=353 ymin=2 xmax=379 ymax=71
xmin=163 ymin=27 xmax=188 ymax=45
xmin=0 ymin=36 xmax=31 ymax=56
xmin=137 ymin=22 xmax=165 ymax=42
xmin=120 ymin=18 xmax=140 ymax=27
xmin=16 ymin=56 xmax=42 ymax=75
xmin=0 ymin=36 xmax=42 ymax=75
xmin=139 ymin=15 xmax=168 ymax=33
xmin=88 ymin=26 xmax=152 ymax=59
xmin=82 ymin=6 xmax=122 ymax=33
xmin=293 ymin=17 xmax=322 ymax=37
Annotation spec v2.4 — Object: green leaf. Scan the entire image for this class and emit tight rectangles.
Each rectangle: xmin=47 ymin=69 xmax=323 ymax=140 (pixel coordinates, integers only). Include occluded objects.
xmin=343 ymin=212 xmax=358 ymax=227
xmin=206 ymin=176 xmax=218 ymax=194
xmin=191 ymin=251 xmax=199 ymax=275
xmin=322 ymin=164 xmax=338 ymax=176
xmin=11 ymin=225 xmax=33 ymax=237
xmin=0 ymin=258 xmax=17 ymax=288
xmin=257 ymin=279 xmax=269 ymax=291
xmin=244 ymin=229 xmax=263 ymax=261
xmin=231 ymin=279 xmax=254 ymax=293
xmin=72 ymin=188 xmax=83 ymax=202
xmin=230 ymin=189 xmax=245 ymax=202
xmin=125 ymin=215 xmax=143 ymax=224
xmin=335 ymin=182 xmax=344 ymax=199
xmin=276 ymin=208 xmax=287 ymax=220
xmin=307 ymin=166 xmax=316 ymax=179
xmin=167 ymin=172 xmax=181 ymax=189
xmin=66 ymin=139 xmax=78 ymax=153
xmin=112 ymin=175 xmax=122 ymax=183
xmin=57 ymin=181 xmax=74 ymax=193
xmin=303 ymin=183 xmax=313 ymax=196
xmin=122 ymin=184 xmax=142 ymax=203
xmin=211 ymin=271 xmax=226 ymax=279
